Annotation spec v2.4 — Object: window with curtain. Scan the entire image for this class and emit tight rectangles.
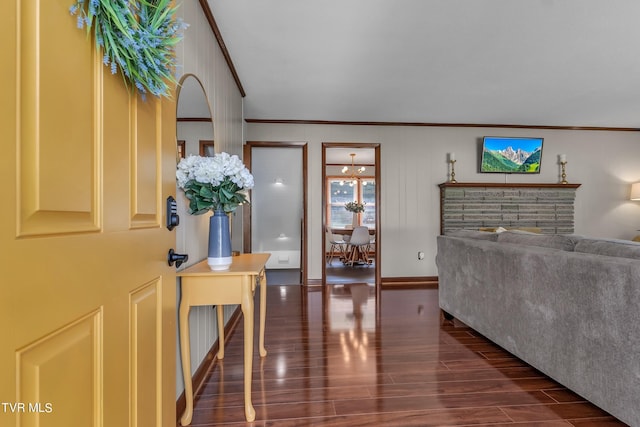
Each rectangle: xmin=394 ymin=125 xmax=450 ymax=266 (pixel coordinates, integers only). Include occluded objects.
xmin=327 ymin=177 xmax=376 ymax=228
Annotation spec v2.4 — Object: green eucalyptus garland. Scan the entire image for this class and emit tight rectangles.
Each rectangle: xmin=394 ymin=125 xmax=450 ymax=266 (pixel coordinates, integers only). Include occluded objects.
xmin=70 ymin=0 xmax=186 ymax=99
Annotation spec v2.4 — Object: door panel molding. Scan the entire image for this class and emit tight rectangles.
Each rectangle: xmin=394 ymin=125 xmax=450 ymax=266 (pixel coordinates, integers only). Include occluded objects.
xmin=17 ymin=0 xmax=102 ymax=237
xmin=16 ymin=308 xmax=103 ymax=426
xmin=130 ymin=96 xmax=162 ymax=229
xmin=130 ymin=278 xmax=162 ymax=426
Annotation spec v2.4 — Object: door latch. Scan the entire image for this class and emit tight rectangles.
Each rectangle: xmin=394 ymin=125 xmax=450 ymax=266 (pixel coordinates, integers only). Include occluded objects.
xmin=166 ymin=196 xmax=180 ymax=230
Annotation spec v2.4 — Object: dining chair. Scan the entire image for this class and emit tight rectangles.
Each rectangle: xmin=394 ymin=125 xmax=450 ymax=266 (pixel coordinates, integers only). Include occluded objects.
xmin=345 ymin=226 xmax=372 ymax=266
xmin=367 ymin=234 xmax=376 ymax=263
xmin=326 ymin=227 xmax=346 ymax=265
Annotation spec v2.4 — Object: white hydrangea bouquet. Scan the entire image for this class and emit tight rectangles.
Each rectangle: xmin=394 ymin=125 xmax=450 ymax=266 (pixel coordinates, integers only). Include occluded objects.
xmin=176 ymin=153 xmax=254 ymax=214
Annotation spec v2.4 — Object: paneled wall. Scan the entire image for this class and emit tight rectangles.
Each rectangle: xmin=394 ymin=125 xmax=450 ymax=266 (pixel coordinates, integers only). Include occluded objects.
xmin=246 ymin=123 xmax=640 ymax=280
xmin=174 ymin=2 xmax=244 ymax=399
xmin=172 ymin=2 xmax=640 ymax=401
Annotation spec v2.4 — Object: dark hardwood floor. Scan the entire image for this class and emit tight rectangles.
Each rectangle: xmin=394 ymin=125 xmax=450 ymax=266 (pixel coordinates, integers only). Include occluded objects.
xmin=183 ymin=284 xmax=627 ymax=426
xmin=325 ymin=259 xmax=375 ymax=284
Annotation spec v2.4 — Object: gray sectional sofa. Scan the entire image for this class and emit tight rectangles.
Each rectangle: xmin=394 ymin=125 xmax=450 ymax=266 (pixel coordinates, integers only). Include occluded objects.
xmin=436 ymin=230 xmax=640 ymax=426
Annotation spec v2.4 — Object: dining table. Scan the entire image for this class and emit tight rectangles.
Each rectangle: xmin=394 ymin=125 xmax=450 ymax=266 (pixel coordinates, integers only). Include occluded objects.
xmin=331 ymin=227 xmax=376 ymax=237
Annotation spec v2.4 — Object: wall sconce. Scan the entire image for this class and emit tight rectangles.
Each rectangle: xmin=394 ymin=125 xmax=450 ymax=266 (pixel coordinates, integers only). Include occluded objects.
xmin=448 ymin=152 xmax=457 ymax=183
xmin=274 ymin=177 xmax=284 ymax=185
xmin=559 ymin=154 xmax=568 ymax=184
xmin=631 ymin=183 xmax=640 ymax=201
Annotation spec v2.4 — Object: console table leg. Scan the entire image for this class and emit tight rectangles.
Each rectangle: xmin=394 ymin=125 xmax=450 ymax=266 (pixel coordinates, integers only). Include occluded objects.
xmin=259 ymin=271 xmax=268 ymax=357
xmin=216 ymin=305 xmax=225 ymax=359
xmin=179 ymin=303 xmax=193 ymax=426
xmin=242 ymin=276 xmax=256 ymax=422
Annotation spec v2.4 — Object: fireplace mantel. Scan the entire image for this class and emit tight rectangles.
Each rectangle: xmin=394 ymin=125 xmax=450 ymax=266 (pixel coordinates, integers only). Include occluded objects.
xmin=439 ymin=182 xmax=581 ymax=234
xmin=439 ymin=182 xmax=581 ymax=189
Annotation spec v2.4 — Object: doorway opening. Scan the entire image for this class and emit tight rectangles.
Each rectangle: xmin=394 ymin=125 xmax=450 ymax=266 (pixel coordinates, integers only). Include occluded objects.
xmin=243 ymin=142 xmax=308 ymax=286
xmin=322 ymin=143 xmax=381 ymax=296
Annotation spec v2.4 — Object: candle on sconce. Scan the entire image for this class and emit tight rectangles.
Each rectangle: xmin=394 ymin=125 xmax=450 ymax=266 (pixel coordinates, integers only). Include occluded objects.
xmin=448 ymin=153 xmax=457 ymax=183
xmin=559 ymin=154 xmax=568 ymax=184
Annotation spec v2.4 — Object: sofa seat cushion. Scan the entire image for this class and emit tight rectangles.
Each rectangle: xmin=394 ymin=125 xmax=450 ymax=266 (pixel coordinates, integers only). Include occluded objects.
xmin=496 ymin=230 xmax=582 ymax=251
xmin=575 ymin=238 xmax=640 ymax=260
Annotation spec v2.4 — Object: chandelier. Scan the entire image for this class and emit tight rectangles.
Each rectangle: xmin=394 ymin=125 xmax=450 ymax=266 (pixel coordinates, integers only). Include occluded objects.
xmin=341 ymin=153 xmax=365 ymax=186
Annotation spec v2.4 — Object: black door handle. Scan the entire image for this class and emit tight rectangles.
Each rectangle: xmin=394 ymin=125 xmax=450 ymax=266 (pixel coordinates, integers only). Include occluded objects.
xmin=167 ymin=249 xmax=189 ymax=268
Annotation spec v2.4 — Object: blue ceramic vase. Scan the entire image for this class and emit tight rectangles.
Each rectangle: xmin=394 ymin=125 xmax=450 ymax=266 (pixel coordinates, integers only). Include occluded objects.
xmin=207 ymin=210 xmax=232 ymax=270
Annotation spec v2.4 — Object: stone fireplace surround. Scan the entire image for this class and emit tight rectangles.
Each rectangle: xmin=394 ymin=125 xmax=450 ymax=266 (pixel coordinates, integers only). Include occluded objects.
xmin=439 ymin=182 xmax=581 ymax=235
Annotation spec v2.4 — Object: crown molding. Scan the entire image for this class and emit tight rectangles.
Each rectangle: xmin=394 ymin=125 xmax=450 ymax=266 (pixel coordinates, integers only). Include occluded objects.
xmin=176 ymin=117 xmax=212 ymax=122
xmin=245 ymin=118 xmax=639 ymax=132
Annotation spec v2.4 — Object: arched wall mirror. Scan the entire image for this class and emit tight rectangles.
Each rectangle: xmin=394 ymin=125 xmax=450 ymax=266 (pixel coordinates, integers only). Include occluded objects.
xmin=175 ymin=74 xmax=215 ymax=262
xmin=176 ymin=74 xmax=214 ymax=158
xmin=174 ymin=74 xmax=215 ymax=397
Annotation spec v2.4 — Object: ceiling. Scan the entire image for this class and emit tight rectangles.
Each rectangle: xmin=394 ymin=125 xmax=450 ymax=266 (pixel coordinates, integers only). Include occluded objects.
xmin=206 ymin=0 xmax=640 ymax=129
xmin=325 ymin=147 xmax=374 ymax=165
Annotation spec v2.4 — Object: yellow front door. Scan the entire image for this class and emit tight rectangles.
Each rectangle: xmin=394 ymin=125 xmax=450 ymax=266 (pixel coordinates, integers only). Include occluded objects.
xmin=1 ymin=1 xmax=176 ymax=426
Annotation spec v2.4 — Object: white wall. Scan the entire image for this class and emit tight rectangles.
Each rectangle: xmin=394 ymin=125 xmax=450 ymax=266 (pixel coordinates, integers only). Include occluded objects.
xmin=247 ymin=123 xmax=640 ymax=280
xmin=177 ymin=121 xmax=214 ymax=155
xmin=174 ymin=2 xmax=245 ymax=399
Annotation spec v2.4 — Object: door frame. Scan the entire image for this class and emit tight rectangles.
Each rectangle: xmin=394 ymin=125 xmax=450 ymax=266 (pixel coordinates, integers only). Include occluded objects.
xmin=243 ymin=141 xmax=308 ymax=285
xmin=322 ymin=142 xmax=381 ymax=296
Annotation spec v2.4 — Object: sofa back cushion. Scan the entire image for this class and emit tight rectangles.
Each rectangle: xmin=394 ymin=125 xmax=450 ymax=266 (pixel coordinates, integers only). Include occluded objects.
xmin=445 ymin=229 xmax=499 ymax=242
xmin=574 ymin=238 xmax=640 ymax=260
xmin=496 ymin=230 xmax=582 ymax=251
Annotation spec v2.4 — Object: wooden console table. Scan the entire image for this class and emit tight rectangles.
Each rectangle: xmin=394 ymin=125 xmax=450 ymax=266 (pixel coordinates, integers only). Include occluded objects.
xmin=177 ymin=253 xmax=270 ymax=425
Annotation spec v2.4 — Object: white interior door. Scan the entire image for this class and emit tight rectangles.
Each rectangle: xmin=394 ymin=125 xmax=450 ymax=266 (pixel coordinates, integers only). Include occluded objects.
xmin=251 ymin=147 xmax=304 ymax=270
